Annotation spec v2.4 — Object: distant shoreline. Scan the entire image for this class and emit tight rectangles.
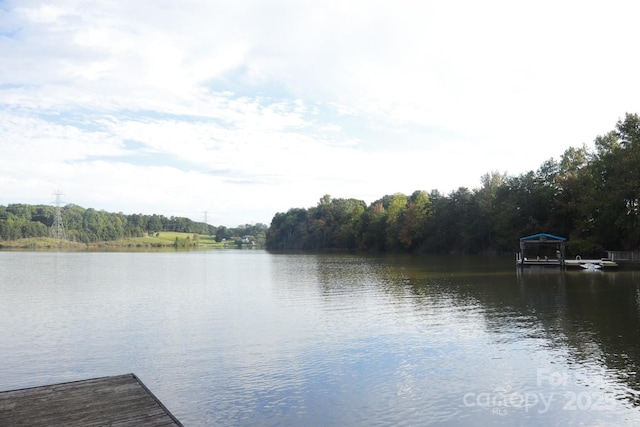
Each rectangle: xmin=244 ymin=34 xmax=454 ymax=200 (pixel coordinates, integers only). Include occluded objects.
xmin=0 ymin=233 xmax=250 ymax=250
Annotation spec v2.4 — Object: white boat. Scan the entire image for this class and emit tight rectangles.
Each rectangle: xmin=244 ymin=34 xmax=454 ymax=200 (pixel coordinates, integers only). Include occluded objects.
xmin=565 ymin=257 xmax=618 ymax=270
xmin=580 ymin=263 xmax=601 ymax=270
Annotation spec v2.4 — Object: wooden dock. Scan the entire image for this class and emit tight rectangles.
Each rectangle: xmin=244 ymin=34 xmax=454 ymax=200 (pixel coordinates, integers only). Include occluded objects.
xmin=516 ymin=233 xmax=618 ymax=271
xmin=516 ymin=258 xmax=618 ymax=270
xmin=0 ymin=373 xmax=183 ymax=426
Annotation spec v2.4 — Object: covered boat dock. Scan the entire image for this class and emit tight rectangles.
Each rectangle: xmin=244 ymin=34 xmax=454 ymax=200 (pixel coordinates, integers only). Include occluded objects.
xmin=516 ymin=233 xmax=566 ymax=269
xmin=516 ymin=233 xmax=618 ymax=270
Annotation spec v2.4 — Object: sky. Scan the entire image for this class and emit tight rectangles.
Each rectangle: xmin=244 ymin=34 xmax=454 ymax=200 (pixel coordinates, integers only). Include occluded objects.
xmin=2 ymin=1 xmax=640 ymax=227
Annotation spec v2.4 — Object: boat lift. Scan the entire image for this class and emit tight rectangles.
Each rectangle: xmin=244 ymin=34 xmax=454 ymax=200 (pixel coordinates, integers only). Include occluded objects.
xmin=516 ymin=233 xmax=566 ymax=269
xmin=516 ymin=233 xmax=618 ymax=270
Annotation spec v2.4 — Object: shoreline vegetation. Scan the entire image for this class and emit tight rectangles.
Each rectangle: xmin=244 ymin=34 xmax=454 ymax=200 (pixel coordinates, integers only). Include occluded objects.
xmin=0 ymin=203 xmax=268 ymax=250
xmin=0 ymin=233 xmax=260 ymax=250
xmin=265 ymin=114 xmax=640 ymax=256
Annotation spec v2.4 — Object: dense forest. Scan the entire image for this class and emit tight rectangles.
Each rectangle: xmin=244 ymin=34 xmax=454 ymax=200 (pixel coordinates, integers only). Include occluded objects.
xmin=266 ymin=113 xmax=640 ymax=256
xmin=0 ymin=203 xmax=267 ymax=244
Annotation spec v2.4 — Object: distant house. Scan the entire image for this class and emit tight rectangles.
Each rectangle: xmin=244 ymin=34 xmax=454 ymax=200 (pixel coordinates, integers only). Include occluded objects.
xmin=241 ymin=235 xmax=255 ymax=245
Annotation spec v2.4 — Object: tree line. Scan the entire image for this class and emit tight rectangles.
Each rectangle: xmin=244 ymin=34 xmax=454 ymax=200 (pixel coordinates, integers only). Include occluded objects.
xmin=0 ymin=203 xmax=267 ymax=244
xmin=266 ymin=113 xmax=640 ymax=256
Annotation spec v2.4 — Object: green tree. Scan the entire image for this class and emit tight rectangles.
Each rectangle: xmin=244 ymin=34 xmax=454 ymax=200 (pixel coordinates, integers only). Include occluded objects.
xmin=553 ymin=145 xmax=598 ymax=253
xmin=472 ymin=172 xmax=507 ymax=252
xmin=215 ymin=226 xmax=229 ymax=242
xmin=356 ymin=201 xmax=383 ymax=251
xmin=590 ymin=113 xmax=640 ymax=249
xmin=331 ymin=198 xmax=366 ymax=249
xmin=396 ymin=190 xmax=430 ymax=251
xmin=147 ymin=214 xmax=163 ymax=234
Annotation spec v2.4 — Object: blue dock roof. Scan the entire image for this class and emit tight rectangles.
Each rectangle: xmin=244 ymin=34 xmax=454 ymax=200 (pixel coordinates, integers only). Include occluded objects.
xmin=520 ymin=233 xmax=567 ymax=242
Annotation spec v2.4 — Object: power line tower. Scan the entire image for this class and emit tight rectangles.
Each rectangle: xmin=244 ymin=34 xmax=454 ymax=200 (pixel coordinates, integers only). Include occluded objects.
xmin=203 ymin=211 xmax=209 ymax=235
xmin=49 ymin=191 xmax=67 ymax=240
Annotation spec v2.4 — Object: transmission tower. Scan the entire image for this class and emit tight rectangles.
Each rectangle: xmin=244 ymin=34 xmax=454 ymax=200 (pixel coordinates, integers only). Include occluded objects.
xmin=49 ymin=191 xmax=67 ymax=240
xmin=203 ymin=211 xmax=209 ymax=235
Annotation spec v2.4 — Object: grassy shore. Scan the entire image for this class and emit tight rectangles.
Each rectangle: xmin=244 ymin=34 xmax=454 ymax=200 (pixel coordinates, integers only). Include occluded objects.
xmin=0 ymin=237 xmax=88 ymax=250
xmin=0 ymin=232 xmax=244 ymax=250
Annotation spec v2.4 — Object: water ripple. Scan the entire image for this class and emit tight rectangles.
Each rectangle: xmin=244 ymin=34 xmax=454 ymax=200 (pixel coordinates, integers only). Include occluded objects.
xmin=3 ymin=252 xmax=640 ymax=426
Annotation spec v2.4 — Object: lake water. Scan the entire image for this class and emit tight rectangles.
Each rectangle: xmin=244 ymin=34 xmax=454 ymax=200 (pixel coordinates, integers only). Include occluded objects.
xmin=2 ymin=251 xmax=640 ymax=426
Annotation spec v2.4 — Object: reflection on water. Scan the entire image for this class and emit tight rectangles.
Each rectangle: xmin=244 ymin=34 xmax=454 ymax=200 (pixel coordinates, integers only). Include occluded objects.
xmin=1 ymin=251 xmax=640 ymax=426
xmin=516 ymin=269 xmax=640 ymax=407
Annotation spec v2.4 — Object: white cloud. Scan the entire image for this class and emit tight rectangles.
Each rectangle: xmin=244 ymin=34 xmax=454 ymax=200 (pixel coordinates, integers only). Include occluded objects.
xmin=1 ymin=0 xmax=640 ymax=225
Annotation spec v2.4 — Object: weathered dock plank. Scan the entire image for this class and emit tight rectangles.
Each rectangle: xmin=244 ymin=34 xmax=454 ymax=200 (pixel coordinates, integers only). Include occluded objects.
xmin=0 ymin=373 xmax=183 ymax=426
